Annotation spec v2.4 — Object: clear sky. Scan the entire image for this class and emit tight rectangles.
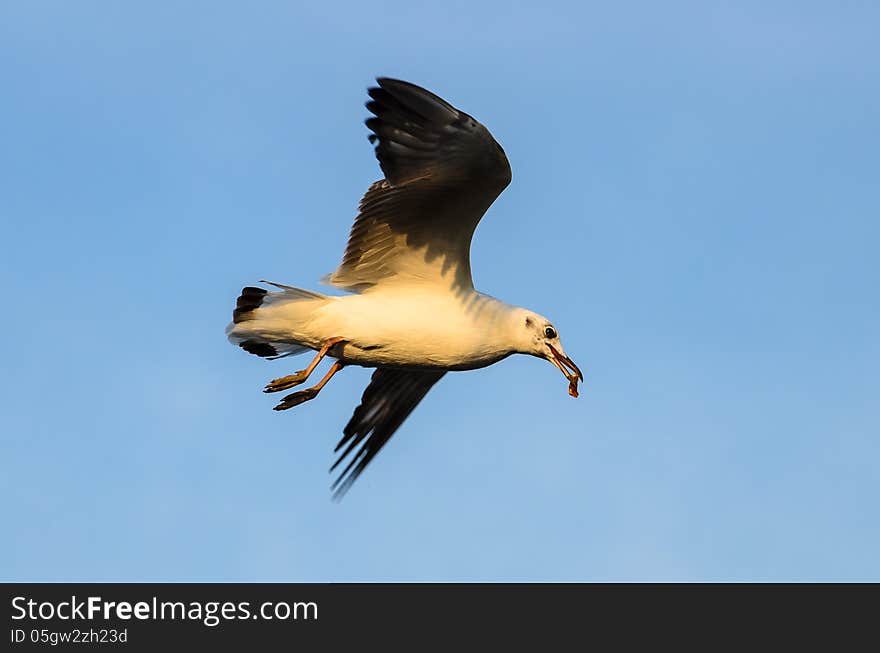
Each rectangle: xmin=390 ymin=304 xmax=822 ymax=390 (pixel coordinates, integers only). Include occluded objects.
xmin=2 ymin=1 xmax=878 ymax=581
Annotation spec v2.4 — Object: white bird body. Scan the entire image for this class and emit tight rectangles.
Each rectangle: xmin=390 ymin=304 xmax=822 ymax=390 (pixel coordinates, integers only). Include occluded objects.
xmin=231 ymin=284 xmax=521 ymax=371
xmin=226 ymin=78 xmax=582 ymax=498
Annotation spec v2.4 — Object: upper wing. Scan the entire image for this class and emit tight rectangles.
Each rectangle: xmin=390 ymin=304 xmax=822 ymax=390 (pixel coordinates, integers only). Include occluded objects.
xmin=330 ymin=367 xmax=446 ymax=499
xmin=325 ymin=78 xmax=512 ymax=294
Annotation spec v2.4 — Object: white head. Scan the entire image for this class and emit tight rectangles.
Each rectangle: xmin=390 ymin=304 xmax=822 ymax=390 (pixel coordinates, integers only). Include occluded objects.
xmin=510 ymin=309 xmax=584 ymax=397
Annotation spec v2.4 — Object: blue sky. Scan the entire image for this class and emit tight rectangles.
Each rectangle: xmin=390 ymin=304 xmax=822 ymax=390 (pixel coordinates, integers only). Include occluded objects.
xmin=2 ymin=2 xmax=878 ymax=581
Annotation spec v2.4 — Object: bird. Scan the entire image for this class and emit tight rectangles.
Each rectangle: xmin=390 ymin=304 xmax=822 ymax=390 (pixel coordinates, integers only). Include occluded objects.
xmin=226 ymin=77 xmax=583 ymax=499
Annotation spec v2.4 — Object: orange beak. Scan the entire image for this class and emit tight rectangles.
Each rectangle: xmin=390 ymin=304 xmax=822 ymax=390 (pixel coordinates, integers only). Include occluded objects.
xmin=546 ymin=344 xmax=584 ymax=398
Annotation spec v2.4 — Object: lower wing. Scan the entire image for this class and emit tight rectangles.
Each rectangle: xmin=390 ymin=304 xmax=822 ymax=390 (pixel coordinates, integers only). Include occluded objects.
xmin=330 ymin=367 xmax=446 ymax=499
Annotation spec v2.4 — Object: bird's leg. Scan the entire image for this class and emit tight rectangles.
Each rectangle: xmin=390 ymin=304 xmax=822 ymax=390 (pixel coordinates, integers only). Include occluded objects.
xmin=263 ymin=336 xmax=346 ymax=393
xmin=273 ymin=361 xmax=345 ymax=411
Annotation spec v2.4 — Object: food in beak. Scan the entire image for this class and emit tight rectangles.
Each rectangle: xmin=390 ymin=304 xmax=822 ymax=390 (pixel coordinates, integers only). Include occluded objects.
xmin=547 ymin=344 xmax=584 ymax=398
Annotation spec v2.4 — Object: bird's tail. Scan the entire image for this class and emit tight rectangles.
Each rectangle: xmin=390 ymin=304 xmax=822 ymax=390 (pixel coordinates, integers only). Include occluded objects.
xmin=226 ymin=281 xmax=329 ymax=359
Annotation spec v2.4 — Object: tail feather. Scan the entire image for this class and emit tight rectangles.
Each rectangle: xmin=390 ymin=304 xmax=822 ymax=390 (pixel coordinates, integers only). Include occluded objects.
xmin=233 ymin=286 xmax=268 ymax=324
xmin=226 ymin=282 xmax=327 ymax=359
xmin=238 ymin=339 xmax=287 ymax=358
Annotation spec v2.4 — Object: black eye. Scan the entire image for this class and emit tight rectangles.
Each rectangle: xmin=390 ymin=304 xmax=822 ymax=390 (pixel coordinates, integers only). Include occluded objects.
xmin=544 ymin=326 xmax=557 ymax=339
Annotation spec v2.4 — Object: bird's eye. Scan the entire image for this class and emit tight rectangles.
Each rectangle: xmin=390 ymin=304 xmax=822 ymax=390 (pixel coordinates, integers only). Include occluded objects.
xmin=544 ymin=326 xmax=557 ymax=339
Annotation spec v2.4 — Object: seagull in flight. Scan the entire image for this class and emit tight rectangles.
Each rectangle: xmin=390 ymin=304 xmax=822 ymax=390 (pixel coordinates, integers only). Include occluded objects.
xmin=227 ymin=78 xmax=583 ymax=498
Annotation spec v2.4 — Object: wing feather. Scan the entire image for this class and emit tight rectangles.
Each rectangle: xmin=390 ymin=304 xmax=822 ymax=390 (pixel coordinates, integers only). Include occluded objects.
xmin=326 ymin=78 xmax=511 ymax=294
xmin=330 ymin=367 xmax=445 ymax=499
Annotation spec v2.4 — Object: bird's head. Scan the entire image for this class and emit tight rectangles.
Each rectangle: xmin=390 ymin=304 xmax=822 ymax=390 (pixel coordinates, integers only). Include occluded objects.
xmin=513 ymin=310 xmax=584 ymax=397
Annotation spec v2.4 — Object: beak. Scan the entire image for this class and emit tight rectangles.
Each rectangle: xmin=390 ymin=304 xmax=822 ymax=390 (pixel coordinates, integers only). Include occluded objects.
xmin=546 ymin=344 xmax=584 ymax=398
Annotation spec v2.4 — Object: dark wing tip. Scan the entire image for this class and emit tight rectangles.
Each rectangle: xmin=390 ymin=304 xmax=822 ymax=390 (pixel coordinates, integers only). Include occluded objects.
xmin=373 ymin=77 xmax=459 ymax=121
xmin=328 ymin=369 xmax=445 ymax=500
xmin=362 ymin=77 xmax=512 ymax=189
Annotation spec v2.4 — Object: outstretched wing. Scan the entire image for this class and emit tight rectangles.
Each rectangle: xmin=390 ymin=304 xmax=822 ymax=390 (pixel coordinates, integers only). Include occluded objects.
xmin=326 ymin=78 xmax=512 ymax=295
xmin=330 ymin=367 xmax=446 ymax=499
